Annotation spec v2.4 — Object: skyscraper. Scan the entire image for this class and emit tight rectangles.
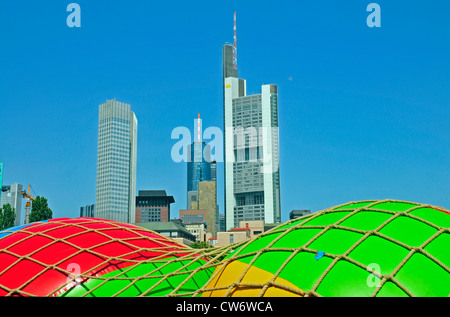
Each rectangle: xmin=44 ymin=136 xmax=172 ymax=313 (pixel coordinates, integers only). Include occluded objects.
xmin=186 ymin=140 xmax=216 ymax=210
xmin=187 ymin=141 xmax=212 ymax=193
xmin=95 ymin=99 xmax=137 ymax=223
xmin=186 ymin=114 xmax=215 ymax=209
xmin=223 ymin=28 xmax=281 ymax=230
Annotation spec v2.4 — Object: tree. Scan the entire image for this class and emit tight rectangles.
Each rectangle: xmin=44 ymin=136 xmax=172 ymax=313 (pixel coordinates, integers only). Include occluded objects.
xmin=29 ymin=196 xmax=53 ymax=223
xmin=0 ymin=203 xmax=16 ymax=230
xmin=190 ymin=241 xmax=213 ymax=249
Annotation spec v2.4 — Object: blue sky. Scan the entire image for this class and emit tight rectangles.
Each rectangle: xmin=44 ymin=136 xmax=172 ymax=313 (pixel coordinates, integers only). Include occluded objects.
xmin=0 ymin=0 xmax=448 ymax=223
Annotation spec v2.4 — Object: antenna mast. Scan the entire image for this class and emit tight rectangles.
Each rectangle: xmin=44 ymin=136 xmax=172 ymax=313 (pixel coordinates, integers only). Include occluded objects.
xmin=233 ymin=12 xmax=237 ymax=69
xmin=197 ymin=113 xmax=201 ymax=142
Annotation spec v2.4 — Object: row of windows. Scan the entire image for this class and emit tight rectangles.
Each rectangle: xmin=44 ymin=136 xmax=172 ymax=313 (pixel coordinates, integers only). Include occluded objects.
xmin=98 ymin=143 xmax=130 ymax=150
xmin=141 ymin=207 xmax=161 ymax=212
xmin=97 ymin=160 xmax=130 ymax=168
xmin=96 ymin=182 xmax=129 ymax=189
xmin=97 ymin=172 xmax=130 ymax=179
xmin=98 ymin=139 xmax=130 ymax=147
xmin=136 ymin=200 xmax=170 ymax=207
xmin=98 ymin=126 xmax=130 ymax=134
xmin=181 ymin=214 xmax=205 ymax=223
xmin=140 ymin=210 xmax=161 ymax=222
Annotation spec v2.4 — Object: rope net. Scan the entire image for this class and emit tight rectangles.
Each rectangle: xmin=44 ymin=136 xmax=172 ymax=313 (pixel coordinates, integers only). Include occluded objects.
xmin=0 ymin=199 xmax=449 ymax=297
xmin=0 ymin=217 xmax=228 ymax=297
xmin=195 ymin=199 xmax=450 ymax=297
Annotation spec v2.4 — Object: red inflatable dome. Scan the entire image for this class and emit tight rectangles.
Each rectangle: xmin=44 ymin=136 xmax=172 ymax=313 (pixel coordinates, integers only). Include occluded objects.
xmin=0 ymin=217 xmax=200 ymax=296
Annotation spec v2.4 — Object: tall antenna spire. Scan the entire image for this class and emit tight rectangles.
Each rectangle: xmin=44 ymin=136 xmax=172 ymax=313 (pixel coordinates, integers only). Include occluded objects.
xmin=233 ymin=12 xmax=237 ymax=70
xmin=197 ymin=113 xmax=201 ymax=142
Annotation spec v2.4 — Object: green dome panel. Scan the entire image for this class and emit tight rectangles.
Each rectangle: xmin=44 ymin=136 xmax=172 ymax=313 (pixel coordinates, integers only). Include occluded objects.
xmin=394 ymin=253 xmax=450 ymax=297
xmin=307 ymin=228 xmax=364 ymax=255
xmin=424 ymin=233 xmax=450 ymax=267
xmin=316 ymin=260 xmax=379 ymax=297
xmin=369 ymin=201 xmax=419 ymax=212
xmin=348 ymin=235 xmax=409 ymax=275
xmin=270 ymin=228 xmax=323 ymax=249
xmin=301 ymin=211 xmax=351 ymax=227
xmin=376 ymin=281 xmax=409 ymax=297
xmin=280 ymin=252 xmax=334 ymax=291
xmin=339 ymin=211 xmax=393 ymax=231
xmin=200 ymin=199 xmax=450 ymax=297
xmin=379 ymin=215 xmax=438 ymax=247
xmin=334 ymin=201 xmax=376 ymax=210
xmin=409 ymin=207 xmax=450 ymax=228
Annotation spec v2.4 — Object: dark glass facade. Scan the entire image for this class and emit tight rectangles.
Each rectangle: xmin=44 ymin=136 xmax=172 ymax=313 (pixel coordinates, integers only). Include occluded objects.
xmin=187 ymin=142 xmax=213 ymax=192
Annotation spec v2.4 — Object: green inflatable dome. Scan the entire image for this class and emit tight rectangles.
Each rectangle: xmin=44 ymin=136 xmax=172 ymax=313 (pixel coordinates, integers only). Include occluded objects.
xmin=199 ymin=199 xmax=450 ymax=297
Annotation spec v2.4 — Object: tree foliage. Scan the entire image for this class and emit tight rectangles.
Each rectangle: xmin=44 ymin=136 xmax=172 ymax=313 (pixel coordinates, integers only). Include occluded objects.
xmin=190 ymin=241 xmax=213 ymax=249
xmin=29 ymin=196 xmax=53 ymax=223
xmin=0 ymin=203 xmax=16 ymax=231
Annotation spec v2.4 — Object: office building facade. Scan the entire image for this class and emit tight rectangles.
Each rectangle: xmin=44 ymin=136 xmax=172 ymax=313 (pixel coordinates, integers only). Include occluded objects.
xmin=135 ymin=190 xmax=175 ymax=223
xmin=80 ymin=204 xmax=95 ymax=218
xmin=179 ymin=209 xmax=207 ymax=241
xmin=223 ymin=44 xmax=281 ymax=230
xmin=187 ymin=141 xmax=212 ymax=208
xmin=289 ymin=209 xmax=312 ymax=220
xmin=95 ymin=99 xmax=138 ymax=223
xmin=198 ymin=181 xmax=217 ymax=236
xmin=1 ymin=183 xmax=23 ymax=226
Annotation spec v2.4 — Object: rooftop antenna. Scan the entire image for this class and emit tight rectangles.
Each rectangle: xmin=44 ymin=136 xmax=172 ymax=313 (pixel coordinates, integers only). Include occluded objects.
xmin=233 ymin=12 xmax=237 ymax=70
xmin=197 ymin=113 xmax=201 ymax=142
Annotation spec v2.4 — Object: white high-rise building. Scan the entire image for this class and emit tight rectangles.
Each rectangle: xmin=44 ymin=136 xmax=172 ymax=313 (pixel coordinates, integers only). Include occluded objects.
xmin=95 ymin=99 xmax=137 ymax=223
xmin=223 ymin=44 xmax=281 ymax=230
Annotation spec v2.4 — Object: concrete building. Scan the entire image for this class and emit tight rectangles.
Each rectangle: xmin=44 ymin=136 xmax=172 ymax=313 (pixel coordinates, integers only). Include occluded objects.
xmin=133 ymin=219 xmax=196 ymax=246
xmin=95 ymin=99 xmax=137 ymax=223
xmin=191 ymin=181 xmax=217 ymax=236
xmin=223 ymin=43 xmax=281 ymax=230
xmin=216 ymin=220 xmax=265 ymax=247
xmin=218 ymin=213 xmax=226 ymax=232
xmin=80 ymin=204 xmax=95 ymax=218
xmin=179 ymin=208 xmax=207 ymax=241
xmin=187 ymin=191 xmax=198 ymax=210
xmin=1 ymin=183 xmax=23 ymax=226
xmin=135 ymin=190 xmax=175 ymax=223
xmin=289 ymin=209 xmax=312 ymax=220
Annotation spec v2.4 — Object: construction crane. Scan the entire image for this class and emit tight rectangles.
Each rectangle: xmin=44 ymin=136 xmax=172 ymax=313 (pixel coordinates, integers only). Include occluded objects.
xmin=21 ymin=184 xmax=35 ymax=224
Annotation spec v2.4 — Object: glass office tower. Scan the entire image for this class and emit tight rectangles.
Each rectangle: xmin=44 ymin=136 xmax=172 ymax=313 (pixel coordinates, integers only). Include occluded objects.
xmin=223 ymin=44 xmax=281 ymax=230
xmin=95 ymin=99 xmax=137 ymax=223
xmin=187 ymin=141 xmax=212 ymax=208
xmin=187 ymin=141 xmax=212 ymax=192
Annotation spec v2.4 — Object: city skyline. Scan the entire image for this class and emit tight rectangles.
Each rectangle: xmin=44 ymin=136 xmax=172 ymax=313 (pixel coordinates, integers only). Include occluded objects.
xmin=0 ymin=1 xmax=449 ymax=225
